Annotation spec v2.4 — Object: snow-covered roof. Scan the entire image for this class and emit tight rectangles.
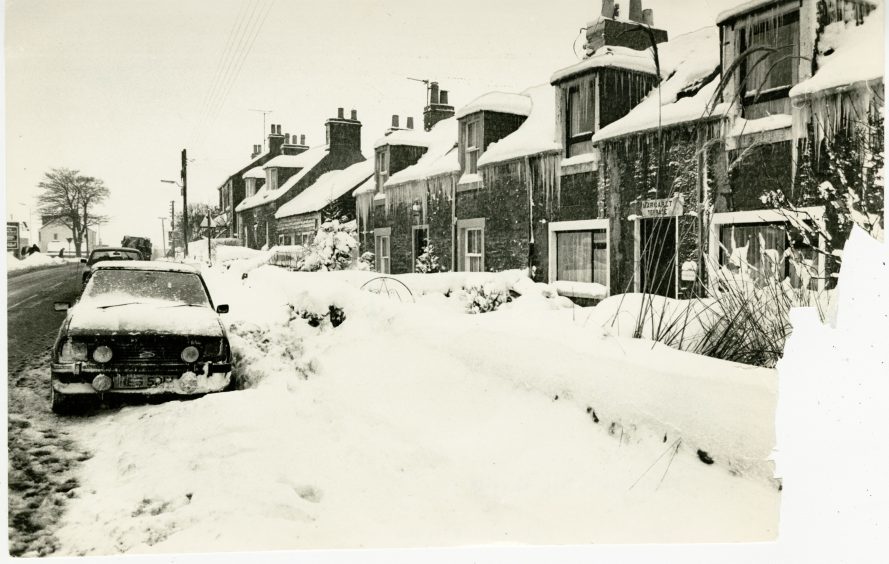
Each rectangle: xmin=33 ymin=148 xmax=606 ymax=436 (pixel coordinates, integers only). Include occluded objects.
xmin=216 ymin=151 xmax=269 ymax=191
xmin=384 ymin=117 xmax=460 ymax=187
xmin=242 ymin=166 xmax=265 ymax=180
xmin=550 ymin=45 xmax=659 ymax=84
xmin=477 ymin=84 xmax=561 ymax=167
xmin=264 ymin=152 xmax=321 ymax=169
xmin=715 ymin=0 xmax=791 ymax=24
xmin=790 ymin=5 xmax=884 ymax=98
xmin=373 ymin=127 xmax=431 ymax=150
xmin=593 ymin=27 xmax=722 ymax=142
xmin=352 ymin=176 xmax=376 ymax=197
xmin=455 ymin=92 xmax=532 ymax=119
xmin=236 ymin=145 xmax=330 ymax=212
xmin=275 ymin=160 xmax=373 ymax=219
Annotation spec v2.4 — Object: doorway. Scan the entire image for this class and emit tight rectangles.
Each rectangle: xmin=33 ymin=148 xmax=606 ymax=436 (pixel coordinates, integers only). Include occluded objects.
xmin=638 ymin=217 xmax=677 ymax=297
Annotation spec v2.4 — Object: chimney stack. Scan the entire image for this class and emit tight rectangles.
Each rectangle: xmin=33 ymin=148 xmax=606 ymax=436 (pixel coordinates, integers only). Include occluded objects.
xmin=642 ymin=8 xmax=653 ymax=25
xmin=392 ymin=115 xmax=400 ymax=128
xmin=423 ymin=81 xmax=455 ymax=131
xmin=629 ymin=0 xmax=643 ymax=22
xmin=601 ymin=0 xmax=614 ymax=17
xmin=268 ymin=124 xmax=285 ymax=155
xmin=326 ymin=106 xmax=362 ymax=155
xmin=406 ymin=117 xmax=414 ymax=129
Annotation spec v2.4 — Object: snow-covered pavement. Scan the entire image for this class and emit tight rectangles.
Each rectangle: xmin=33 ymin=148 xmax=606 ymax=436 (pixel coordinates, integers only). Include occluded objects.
xmin=53 ymin=264 xmax=780 ymax=555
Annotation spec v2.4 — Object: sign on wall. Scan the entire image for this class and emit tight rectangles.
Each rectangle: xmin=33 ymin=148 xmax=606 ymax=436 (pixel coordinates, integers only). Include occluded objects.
xmin=640 ymin=195 xmax=684 ymax=218
xmin=7 ymin=223 xmax=20 ymax=251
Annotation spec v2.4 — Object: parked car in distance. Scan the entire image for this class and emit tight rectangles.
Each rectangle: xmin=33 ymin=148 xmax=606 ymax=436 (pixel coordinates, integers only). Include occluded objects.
xmin=81 ymin=247 xmax=143 ymax=286
xmin=52 ymin=261 xmax=232 ymax=413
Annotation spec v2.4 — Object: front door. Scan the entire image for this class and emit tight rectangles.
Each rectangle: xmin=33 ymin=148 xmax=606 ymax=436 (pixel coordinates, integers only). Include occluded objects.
xmin=639 ymin=217 xmax=677 ymax=297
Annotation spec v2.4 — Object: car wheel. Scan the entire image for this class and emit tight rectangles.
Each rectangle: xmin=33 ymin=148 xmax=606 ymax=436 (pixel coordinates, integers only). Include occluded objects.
xmin=51 ymin=386 xmax=74 ymax=415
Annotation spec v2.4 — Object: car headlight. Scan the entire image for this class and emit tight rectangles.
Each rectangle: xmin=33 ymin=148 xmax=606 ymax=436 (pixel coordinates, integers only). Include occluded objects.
xmin=59 ymin=340 xmax=88 ymax=362
xmin=92 ymin=345 xmax=113 ymax=363
xmin=181 ymin=346 xmax=200 ymax=363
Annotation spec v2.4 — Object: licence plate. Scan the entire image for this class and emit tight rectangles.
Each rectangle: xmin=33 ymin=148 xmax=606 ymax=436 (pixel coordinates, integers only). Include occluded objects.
xmin=113 ymin=375 xmax=165 ymax=389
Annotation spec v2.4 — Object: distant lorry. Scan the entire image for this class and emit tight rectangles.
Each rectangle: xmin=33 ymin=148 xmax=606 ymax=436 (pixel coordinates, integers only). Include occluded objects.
xmin=120 ymin=236 xmax=152 ymax=260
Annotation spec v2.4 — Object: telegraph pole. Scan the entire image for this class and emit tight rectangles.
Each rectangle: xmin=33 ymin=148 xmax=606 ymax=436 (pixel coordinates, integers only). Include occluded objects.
xmin=181 ymin=149 xmax=189 ymax=256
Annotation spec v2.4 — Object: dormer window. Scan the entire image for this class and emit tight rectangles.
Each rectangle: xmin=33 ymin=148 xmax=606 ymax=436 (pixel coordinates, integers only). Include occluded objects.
xmin=566 ymin=81 xmax=595 ymax=157
xmin=462 ymin=116 xmax=481 ymax=175
xmin=739 ymin=10 xmax=799 ymax=98
xmin=267 ymin=168 xmax=279 ymax=191
xmin=245 ymin=178 xmax=256 ymax=197
xmin=376 ymin=148 xmax=389 ymax=190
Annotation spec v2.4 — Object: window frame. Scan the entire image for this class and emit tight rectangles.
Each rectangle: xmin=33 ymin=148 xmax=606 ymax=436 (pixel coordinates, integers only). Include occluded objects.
xmin=735 ymin=6 xmax=801 ymax=106
xmin=708 ymin=207 xmax=826 ymax=293
xmin=548 ymin=219 xmax=610 ymax=296
xmin=456 ymin=218 xmax=485 ymax=272
xmin=267 ymin=167 xmax=279 ymax=191
xmin=374 ymin=227 xmax=391 ymax=274
xmin=461 ymin=115 xmax=482 ymax=176
xmin=564 ymin=77 xmax=597 ymax=158
xmin=376 ymin=148 xmax=390 ymax=190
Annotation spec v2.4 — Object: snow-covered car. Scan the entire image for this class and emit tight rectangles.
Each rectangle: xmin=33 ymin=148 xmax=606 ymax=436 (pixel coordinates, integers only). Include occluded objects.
xmin=81 ymin=247 xmax=143 ymax=286
xmin=51 ymin=261 xmax=232 ymax=413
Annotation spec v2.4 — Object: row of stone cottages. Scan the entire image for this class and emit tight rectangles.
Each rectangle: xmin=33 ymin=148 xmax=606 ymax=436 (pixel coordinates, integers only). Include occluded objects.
xmin=215 ymin=0 xmax=883 ymax=301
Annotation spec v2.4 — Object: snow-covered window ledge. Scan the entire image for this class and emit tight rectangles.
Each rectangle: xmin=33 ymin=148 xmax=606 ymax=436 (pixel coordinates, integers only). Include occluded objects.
xmin=724 ymin=115 xmax=793 ymax=151
xmin=456 ymin=172 xmax=483 ymax=193
xmin=559 ymin=151 xmax=599 ymax=176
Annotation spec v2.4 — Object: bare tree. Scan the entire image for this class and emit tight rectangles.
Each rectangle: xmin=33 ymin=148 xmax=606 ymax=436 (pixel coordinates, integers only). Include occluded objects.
xmin=37 ymin=168 xmax=109 ymax=257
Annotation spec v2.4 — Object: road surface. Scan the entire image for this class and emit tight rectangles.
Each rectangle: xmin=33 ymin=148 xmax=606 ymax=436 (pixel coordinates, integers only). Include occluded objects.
xmin=7 ymin=263 xmax=93 ymax=557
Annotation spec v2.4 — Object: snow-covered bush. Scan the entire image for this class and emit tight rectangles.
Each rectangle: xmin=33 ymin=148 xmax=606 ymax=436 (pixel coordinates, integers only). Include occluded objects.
xmin=297 ymin=220 xmax=358 ymax=272
xmin=290 ymin=304 xmax=346 ymax=328
xmin=465 ymin=283 xmax=511 ymax=314
xmin=415 ymin=244 xmax=442 ymax=273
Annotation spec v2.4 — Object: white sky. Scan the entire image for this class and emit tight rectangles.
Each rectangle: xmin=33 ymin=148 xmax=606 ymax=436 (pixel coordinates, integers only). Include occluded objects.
xmin=5 ymin=0 xmax=744 ymax=244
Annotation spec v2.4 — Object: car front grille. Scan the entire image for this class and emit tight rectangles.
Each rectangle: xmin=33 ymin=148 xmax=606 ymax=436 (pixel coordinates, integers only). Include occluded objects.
xmin=78 ymin=336 xmax=226 ymax=364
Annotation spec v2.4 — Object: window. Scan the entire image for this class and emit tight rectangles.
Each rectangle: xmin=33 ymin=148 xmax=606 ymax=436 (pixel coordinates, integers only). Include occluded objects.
xmin=374 ymin=229 xmax=391 ymax=274
xmin=738 ymin=10 xmax=800 ymax=99
xmin=710 ymin=209 xmax=824 ymax=291
xmin=566 ymin=81 xmax=594 ymax=157
xmin=267 ymin=168 xmax=279 ymax=191
xmin=465 ymin=229 xmax=483 ymax=272
xmin=457 ymin=219 xmax=485 ymax=272
xmin=299 ymin=232 xmax=313 ymax=247
xmin=549 ymin=220 xmax=610 ymax=296
xmin=376 ymin=149 xmax=389 ymax=190
xmin=53 ymin=233 xmax=59 ymax=241
xmin=246 ymin=178 xmax=256 ymax=197
xmin=463 ymin=117 xmax=481 ymax=175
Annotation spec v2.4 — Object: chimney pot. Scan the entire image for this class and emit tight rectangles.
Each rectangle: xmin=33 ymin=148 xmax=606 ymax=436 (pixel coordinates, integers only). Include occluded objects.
xmin=440 ymin=90 xmax=449 ymax=105
xmin=351 ymin=109 xmax=357 ymax=120
xmin=629 ymin=0 xmax=643 ymax=22
xmin=406 ymin=117 xmax=414 ymax=129
xmin=270 ymin=124 xmax=275 ymax=133
xmin=337 ymin=107 xmax=344 ymax=119
xmin=642 ymin=8 xmax=653 ymax=25
xmin=277 ymin=124 xmax=282 ymax=135
xmin=284 ymin=133 xmax=290 ymax=144
xmin=430 ymin=82 xmax=440 ymax=105
xmin=392 ymin=115 xmax=400 ymax=128
xmin=601 ymin=0 xmax=614 ymax=17
xmin=300 ymin=134 xmax=305 ymax=145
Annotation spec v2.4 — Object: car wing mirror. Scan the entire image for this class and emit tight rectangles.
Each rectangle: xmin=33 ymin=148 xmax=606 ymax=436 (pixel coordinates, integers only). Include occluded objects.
xmin=53 ymin=302 xmax=71 ymax=312
xmin=216 ymin=304 xmax=229 ymax=314
xmin=80 ymin=258 xmax=87 ymax=263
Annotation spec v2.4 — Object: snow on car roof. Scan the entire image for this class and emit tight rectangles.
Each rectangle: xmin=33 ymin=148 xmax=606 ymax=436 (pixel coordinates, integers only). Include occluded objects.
xmin=91 ymin=261 xmax=200 ymax=274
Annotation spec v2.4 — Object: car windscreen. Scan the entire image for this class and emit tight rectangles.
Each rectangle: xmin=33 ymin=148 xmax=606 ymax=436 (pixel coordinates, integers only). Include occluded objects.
xmin=88 ymin=250 xmax=142 ymax=264
xmin=82 ymin=269 xmax=211 ymax=307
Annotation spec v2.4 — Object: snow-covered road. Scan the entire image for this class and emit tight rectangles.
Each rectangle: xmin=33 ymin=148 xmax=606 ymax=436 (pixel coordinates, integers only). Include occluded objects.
xmin=52 ymin=264 xmax=781 ymax=555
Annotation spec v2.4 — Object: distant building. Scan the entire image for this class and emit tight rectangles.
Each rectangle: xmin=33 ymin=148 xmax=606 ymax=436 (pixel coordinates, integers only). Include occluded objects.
xmin=38 ymin=218 xmax=98 ymax=255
